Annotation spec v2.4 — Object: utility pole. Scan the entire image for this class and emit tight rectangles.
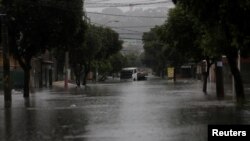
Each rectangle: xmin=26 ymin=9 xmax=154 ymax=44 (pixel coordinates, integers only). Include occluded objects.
xmin=1 ymin=14 xmax=11 ymax=107
xmin=232 ymin=50 xmax=241 ymax=100
xmin=215 ymin=58 xmax=224 ymax=99
xmin=64 ymin=51 xmax=69 ymax=88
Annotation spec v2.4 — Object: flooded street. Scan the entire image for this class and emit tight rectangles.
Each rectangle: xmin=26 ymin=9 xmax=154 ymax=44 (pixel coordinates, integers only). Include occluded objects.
xmin=2 ymin=0 xmax=250 ymax=140
xmin=1 ymin=78 xmax=250 ymax=141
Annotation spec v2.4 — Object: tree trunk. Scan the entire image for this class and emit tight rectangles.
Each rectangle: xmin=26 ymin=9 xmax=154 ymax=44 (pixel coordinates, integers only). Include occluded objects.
xmin=203 ymin=59 xmax=213 ymax=93
xmin=64 ymin=51 xmax=69 ymax=88
xmin=82 ymin=65 xmax=86 ymax=85
xmin=82 ymin=74 xmax=86 ymax=85
xmin=215 ymin=60 xmax=224 ymax=99
xmin=82 ymin=62 xmax=90 ymax=86
xmin=82 ymin=70 xmax=88 ymax=85
xmin=74 ymin=64 xmax=82 ymax=87
xmin=2 ymin=15 xmax=12 ymax=106
xmin=202 ymin=72 xmax=209 ymax=93
xmin=14 ymin=55 xmax=31 ymax=98
xmin=23 ymin=68 xmax=30 ymax=98
xmin=173 ymin=67 xmax=177 ymax=82
xmin=227 ymin=56 xmax=245 ymax=101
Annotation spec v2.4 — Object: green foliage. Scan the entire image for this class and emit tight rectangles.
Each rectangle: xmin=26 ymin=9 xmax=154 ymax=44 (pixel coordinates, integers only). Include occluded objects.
xmin=175 ymin=0 xmax=250 ymax=57
xmin=175 ymin=0 xmax=250 ymax=100
xmin=95 ymin=27 xmax=123 ymax=60
xmin=68 ymin=20 xmax=88 ymax=66
xmin=92 ymin=26 xmax=123 ymax=76
xmin=67 ymin=23 xmax=123 ymax=81
xmin=83 ymin=25 xmax=102 ymax=61
xmin=142 ymin=5 xmax=204 ymax=75
xmin=6 ymin=0 xmax=84 ymax=68
xmin=142 ymin=26 xmax=166 ymax=75
xmin=109 ymin=53 xmax=127 ymax=73
xmin=4 ymin=0 xmax=84 ymax=96
xmin=96 ymin=60 xmax=112 ymax=75
xmin=158 ymin=5 xmax=203 ymax=63
xmin=124 ymin=53 xmax=143 ymax=68
xmin=73 ymin=24 xmax=123 ymax=64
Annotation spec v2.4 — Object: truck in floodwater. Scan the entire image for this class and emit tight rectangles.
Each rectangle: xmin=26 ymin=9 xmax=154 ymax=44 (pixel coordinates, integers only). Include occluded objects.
xmin=120 ymin=67 xmax=138 ymax=81
xmin=120 ymin=67 xmax=148 ymax=81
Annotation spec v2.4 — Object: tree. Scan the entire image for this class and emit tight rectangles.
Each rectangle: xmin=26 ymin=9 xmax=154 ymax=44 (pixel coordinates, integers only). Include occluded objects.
xmin=108 ymin=53 xmax=127 ymax=75
xmin=144 ymin=6 xmax=204 ymax=79
xmin=159 ymin=6 xmax=204 ymax=64
xmin=93 ymin=26 xmax=123 ymax=82
xmin=142 ymin=26 xmax=166 ymax=76
xmin=5 ymin=0 xmax=84 ymax=97
xmin=81 ymin=25 xmax=102 ymax=85
xmin=175 ymin=0 xmax=250 ymax=101
xmin=69 ymin=21 xmax=88 ymax=86
xmin=69 ymin=24 xmax=123 ymax=85
xmin=159 ymin=5 xmax=219 ymax=91
xmin=95 ymin=27 xmax=123 ymax=60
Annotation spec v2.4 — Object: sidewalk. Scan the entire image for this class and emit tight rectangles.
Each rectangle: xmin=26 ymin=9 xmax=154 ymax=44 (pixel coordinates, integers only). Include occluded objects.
xmin=53 ymin=81 xmax=77 ymax=88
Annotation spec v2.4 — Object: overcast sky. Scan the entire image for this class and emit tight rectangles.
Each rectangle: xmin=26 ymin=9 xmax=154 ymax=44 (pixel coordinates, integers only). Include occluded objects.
xmin=84 ymin=0 xmax=175 ymax=51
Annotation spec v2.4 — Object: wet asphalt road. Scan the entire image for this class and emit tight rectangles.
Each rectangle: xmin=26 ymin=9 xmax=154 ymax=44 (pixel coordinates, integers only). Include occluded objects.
xmin=1 ymin=78 xmax=250 ymax=141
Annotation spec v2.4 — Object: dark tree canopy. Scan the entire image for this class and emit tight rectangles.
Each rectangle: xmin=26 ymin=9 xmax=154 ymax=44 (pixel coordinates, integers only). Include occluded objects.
xmin=142 ymin=5 xmax=205 ymax=77
xmin=174 ymin=0 xmax=250 ymax=101
xmin=174 ymin=0 xmax=250 ymax=56
xmin=68 ymin=24 xmax=123 ymax=85
xmin=3 ymin=0 xmax=84 ymax=97
xmin=158 ymin=6 xmax=203 ymax=62
xmin=96 ymin=27 xmax=123 ymax=60
xmin=142 ymin=26 xmax=166 ymax=75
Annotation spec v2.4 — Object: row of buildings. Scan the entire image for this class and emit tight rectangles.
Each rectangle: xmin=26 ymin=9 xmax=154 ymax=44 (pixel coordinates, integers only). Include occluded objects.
xmin=0 ymin=49 xmax=57 ymax=89
xmin=176 ymin=57 xmax=250 ymax=86
xmin=1 ymin=47 xmax=250 ymax=89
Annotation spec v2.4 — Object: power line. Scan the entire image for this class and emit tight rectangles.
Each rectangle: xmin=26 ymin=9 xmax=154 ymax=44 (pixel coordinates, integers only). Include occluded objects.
xmin=87 ymin=11 xmax=166 ymax=18
xmin=86 ymin=0 xmax=160 ymax=4
xmin=87 ymin=0 xmax=112 ymax=2
xmin=90 ymin=21 xmax=145 ymax=33
xmin=110 ymin=26 xmax=157 ymax=28
xmin=85 ymin=1 xmax=172 ymax=8
xmin=119 ymin=33 xmax=143 ymax=35
xmin=85 ymin=0 xmax=169 ymax=5
xmin=112 ymin=27 xmax=145 ymax=33
xmin=120 ymin=37 xmax=143 ymax=41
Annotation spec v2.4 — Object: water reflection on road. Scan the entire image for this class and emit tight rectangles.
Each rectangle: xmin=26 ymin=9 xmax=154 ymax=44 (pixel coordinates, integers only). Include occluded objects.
xmin=0 ymin=79 xmax=250 ymax=141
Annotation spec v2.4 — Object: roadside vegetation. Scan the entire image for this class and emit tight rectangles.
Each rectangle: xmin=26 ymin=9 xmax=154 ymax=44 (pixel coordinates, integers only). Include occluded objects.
xmin=143 ymin=0 xmax=250 ymax=102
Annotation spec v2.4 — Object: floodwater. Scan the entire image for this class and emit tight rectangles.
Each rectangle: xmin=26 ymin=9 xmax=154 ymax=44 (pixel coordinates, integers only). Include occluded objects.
xmin=1 ymin=78 xmax=250 ymax=141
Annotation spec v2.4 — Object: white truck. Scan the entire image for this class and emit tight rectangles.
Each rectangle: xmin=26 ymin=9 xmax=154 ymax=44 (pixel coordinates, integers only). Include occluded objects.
xmin=120 ymin=67 xmax=138 ymax=81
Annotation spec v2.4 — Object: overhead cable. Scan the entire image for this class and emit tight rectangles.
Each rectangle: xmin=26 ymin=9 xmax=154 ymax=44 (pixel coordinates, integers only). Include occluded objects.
xmin=85 ymin=1 xmax=172 ymax=8
xmin=87 ymin=11 xmax=166 ymax=18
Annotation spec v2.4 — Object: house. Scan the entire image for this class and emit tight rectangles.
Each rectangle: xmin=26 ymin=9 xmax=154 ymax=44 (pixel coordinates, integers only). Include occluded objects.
xmin=0 ymin=49 xmax=24 ymax=89
xmin=30 ymin=50 xmax=56 ymax=88
xmin=0 ymin=48 xmax=56 ymax=89
xmin=197 ymin=56 xmax=250 ymax=84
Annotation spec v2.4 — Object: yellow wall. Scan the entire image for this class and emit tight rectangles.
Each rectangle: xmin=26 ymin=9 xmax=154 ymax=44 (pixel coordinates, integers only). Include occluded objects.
xmin=0 ymin=51 xmax=20 ymax=68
